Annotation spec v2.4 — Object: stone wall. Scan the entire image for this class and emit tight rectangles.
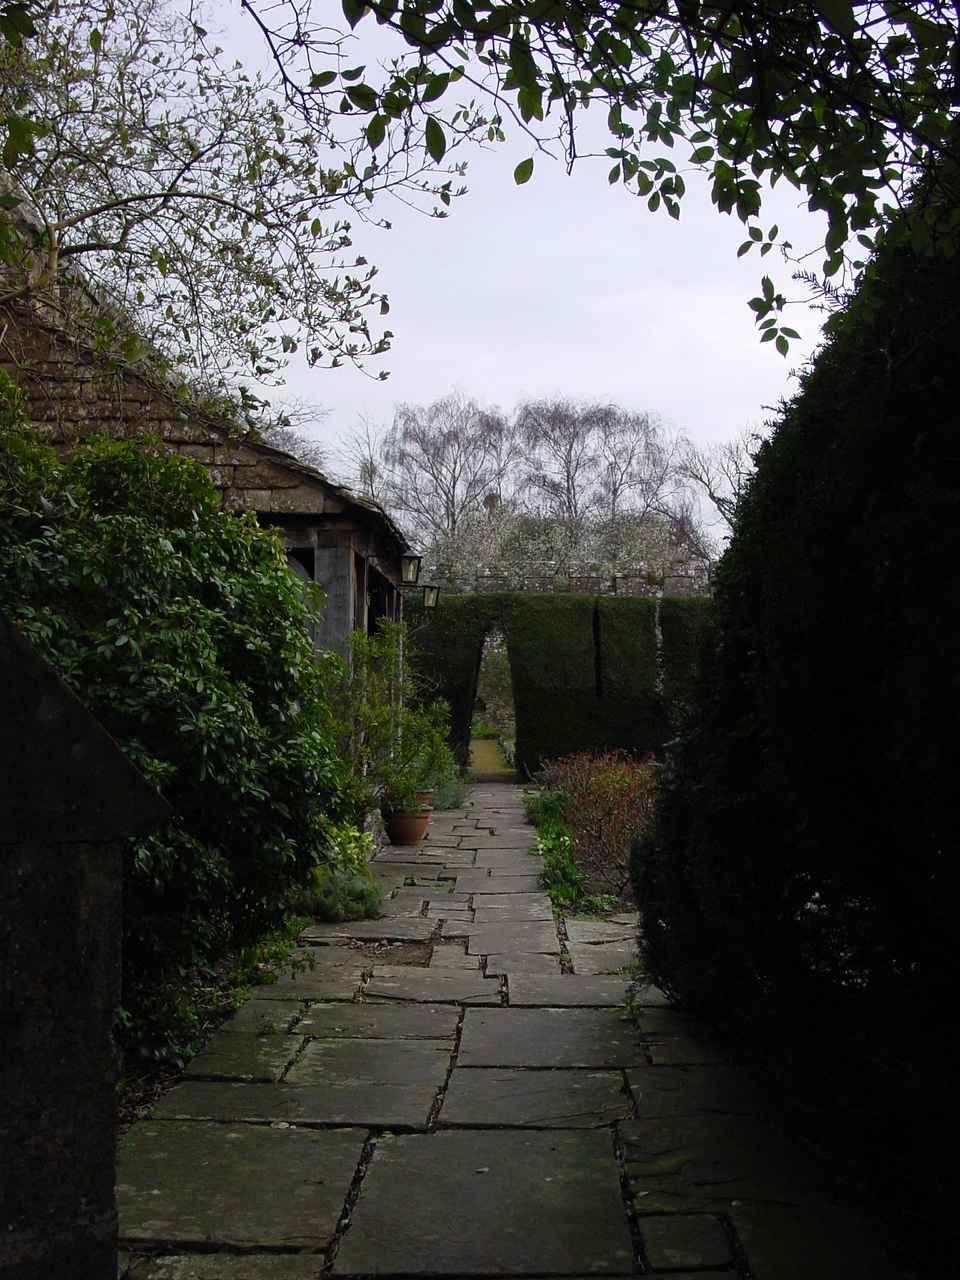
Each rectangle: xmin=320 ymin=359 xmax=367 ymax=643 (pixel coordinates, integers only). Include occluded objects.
xmin=437 ymin=560 xmax=712 ymax=598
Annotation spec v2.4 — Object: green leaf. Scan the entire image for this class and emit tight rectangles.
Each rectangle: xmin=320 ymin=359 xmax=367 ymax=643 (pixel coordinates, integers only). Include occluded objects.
xmin=365 ymin=114 xmax=386 ymax=149
xmin=341 ymin=0 xmax=366 ymax=28
xmin=514 ymin=156 xmax=534 ymax=184
xmin=812 ymin=0 xmax=854 ymax=36
xmin=425 ymin=116 xmax=446 ymax=162
xmin=347 ymin=84 xmax=378 ymax=112
xmin=309 ymin=70 xmax=338 ymax=89
xmin=89 ymin=27 xmax=101 ymax=53
xmin=423 ymin=73 xmax=450 ymax=102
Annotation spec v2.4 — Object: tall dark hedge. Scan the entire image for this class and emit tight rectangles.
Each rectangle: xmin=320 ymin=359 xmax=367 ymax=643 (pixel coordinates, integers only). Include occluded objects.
xmin=409 ymin=593 xmax=683 ymax=775
xmin=632 ymin=208 xmax=960 ymax=1266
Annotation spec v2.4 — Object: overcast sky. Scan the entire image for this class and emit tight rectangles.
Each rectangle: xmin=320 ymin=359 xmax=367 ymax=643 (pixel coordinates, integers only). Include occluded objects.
xmin=222 ymin=3 xmax=831 ymax=461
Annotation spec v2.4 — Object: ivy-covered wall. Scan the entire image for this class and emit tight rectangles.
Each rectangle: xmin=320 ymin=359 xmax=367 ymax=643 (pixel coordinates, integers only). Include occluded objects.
xmin=407 ymin=593 xmax=707 ymax=775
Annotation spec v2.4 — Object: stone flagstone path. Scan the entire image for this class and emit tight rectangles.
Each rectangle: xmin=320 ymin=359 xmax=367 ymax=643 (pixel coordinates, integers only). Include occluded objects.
xmin=118 ymin=783 xmax=899 ymax=1280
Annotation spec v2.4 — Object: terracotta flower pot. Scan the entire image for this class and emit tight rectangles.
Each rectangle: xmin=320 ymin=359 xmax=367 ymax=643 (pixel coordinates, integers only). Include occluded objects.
xmin=412 ymin=788 xmax=434 ymax=805
xmin=382 ymin=805 xmax=433 ymax=846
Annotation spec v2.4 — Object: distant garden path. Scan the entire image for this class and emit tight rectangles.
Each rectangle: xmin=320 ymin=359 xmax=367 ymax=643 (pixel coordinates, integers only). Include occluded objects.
xmin=117 ymin=784 xmax=896 ymax=1279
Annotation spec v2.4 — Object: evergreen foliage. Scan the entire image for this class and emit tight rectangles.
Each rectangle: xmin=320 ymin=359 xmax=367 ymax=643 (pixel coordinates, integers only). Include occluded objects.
xmin=410 ymin=593 xmax=701 ymax=774
xmin=631 ymin=204 xmax=960 ymax=1266
xmin=0 ymin=377 xmax=347 ymax=1056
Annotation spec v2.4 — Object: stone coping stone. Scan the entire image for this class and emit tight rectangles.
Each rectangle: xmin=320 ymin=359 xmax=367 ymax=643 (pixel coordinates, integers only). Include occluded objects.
xmin=639 ymin=1214 xmax=734 ymax=1271
xmin=626 ymin=1065 xmax=775 ymax=1117
xmin=620 ymin=1112 xmax=828 ymax=1212
xmin=117 ymin=1121 xmax=363 ymax=1248
xmin=429 ymin=944 xmax=481 ymax=970
xmin=439 ymin=1067 xmax=631 ymax=1128
xmin=332 ymin=1129 xmax=634 ymax=1275
xmin=221 ymin=999 xmax=303 ymax=1034
xmin=184 ymin=1033 xmax=304 ymax=1083
xmin=566 ymin=940 xmax=635 ymax=975
xmin=466 ymin=922 xmax=560 ymax=955
xmin=295 ymin=1001 xmax=459 ymax=1040
xmin=287 ymin=1038 xmax=453 ymax=1087
xmin=483 ymin=952 xmax=563 ymax=976
xmin=300 ymin=918 xmax=435 ymax=944
xmin=151 ymin=1080 xmax=437 ymax=1130
xmin=458 ymin=1007 xmax=646 ymax=1069
xmin=507 ymin=975 xmax=631 ymax=1007
xmin=118 ymin=1254 xmax=323 ymax=1279
xmin=727 ymin=1201 xmax=899 ymax=1280
xmin=473 ymin=900 xmax=554 ymax=922
xmin=565 ymin=918 xmax=638 ymax=944
xmin=363 ymin=970 xmax=502 ymax=1004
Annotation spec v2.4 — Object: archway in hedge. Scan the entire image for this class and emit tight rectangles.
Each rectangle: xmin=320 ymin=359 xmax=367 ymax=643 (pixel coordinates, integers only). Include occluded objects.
xmin=469 ymin=628 xmax=517 ymax=780
xmin=408 ymin=593 xmax=709 ymax=778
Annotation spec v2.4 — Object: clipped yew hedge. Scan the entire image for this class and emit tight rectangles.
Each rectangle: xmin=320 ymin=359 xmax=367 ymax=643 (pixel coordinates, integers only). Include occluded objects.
xmin=408 ymin=592 xmax=703 ymax=774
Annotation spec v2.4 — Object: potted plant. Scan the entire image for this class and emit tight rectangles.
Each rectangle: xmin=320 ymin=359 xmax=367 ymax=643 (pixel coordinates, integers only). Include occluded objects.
xmin=326 ymin=621 xmax=459 ymax=844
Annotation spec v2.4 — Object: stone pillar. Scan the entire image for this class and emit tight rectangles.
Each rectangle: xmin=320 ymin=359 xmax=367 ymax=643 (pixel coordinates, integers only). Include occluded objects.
xmin=0 ymin=615 xmax=170 ymax=1280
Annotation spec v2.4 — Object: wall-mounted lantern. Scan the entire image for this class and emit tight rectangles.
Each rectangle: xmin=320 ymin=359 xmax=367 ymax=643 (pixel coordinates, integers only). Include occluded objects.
xmin=400 ymin=550 xmax=422 ymax=585
xmin=422 ymin=581 xmax=440 ymax=610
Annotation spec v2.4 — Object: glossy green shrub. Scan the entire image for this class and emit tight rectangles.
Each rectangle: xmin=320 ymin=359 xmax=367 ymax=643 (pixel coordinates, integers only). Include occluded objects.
xmin=0 ymin=381 xmax=346 ymax=1056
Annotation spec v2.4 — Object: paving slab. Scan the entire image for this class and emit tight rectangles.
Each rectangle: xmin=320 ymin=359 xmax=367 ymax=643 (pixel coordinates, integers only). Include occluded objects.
xmin=300 ymin=918 xmax=435 ymax=944
xmin=295 ymin=1001 xmax=459 ymax=1040
xmin=332 ymin=1129 xmax=634 ymax=1275
xmin=117 ymin=1121 xmax=363 ymax=1248
xmin=118 ymin=1255 xmax=323 ymax=1279
xmin=390 ymin=886 xmax=470 ymax=903
xmin=439 ymin=1068 xmax=631 ymax=1128
xmin=458 ymin=1007 xmax=645 ymax=1068
xmin=566 ymin=940 xmax=635 ymax=974
xmin=642 ymin=1034 xmax=735 ymax=1066
xmin=727 ymin=1201 xmax=899 ymax=1280
xmin=466 ymin=922 xmax=560 ymax=955
xmin=565 ymin=918 xmax=638 ymax=944
xmin=620 ymin=1112 xmax=828 ymax=1212
xmin=472 ymin=891 xmax=552 ymax=911
xmin=286 ymin=1038 xmax=452 ymax=1087
xmin=626 ymin=1065 xmax=775 ymax=1117
xmin=473 ymin=899 xmax=554 ymax=922
xmin=363 ymin=970 xmax=502 ymax=1004
xmin=640 ymin=1213 xmax=734 ymax=1270
xmin=483 ymin=952 xmax=563 ymax=976
xmin=508 ymin=975 xmax=631 ymax=1007
xmin=254 ymin=970 xmax=363 ymax=1002
xmin=474 ymin=852 xmax=538 ymax=868
xmin=457 ymin=871 xmax=542 ymax=893
xmin=151 ymin=1080 xmax=437 ymax=1130
xmin=377 ymin=898 xmax=426 ymax=918
xmin=424 ymin=908 xmax=474 ymax=923
xmin=184 ymin=1033 xmax=303 ymax=1082
xmin=429 ymin=943 xmax=481 ymax=970
xmin=371 ymin=862 xmax=444 ymax=880
xmin=220 ymin=999 xmax=303 ymax=1033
